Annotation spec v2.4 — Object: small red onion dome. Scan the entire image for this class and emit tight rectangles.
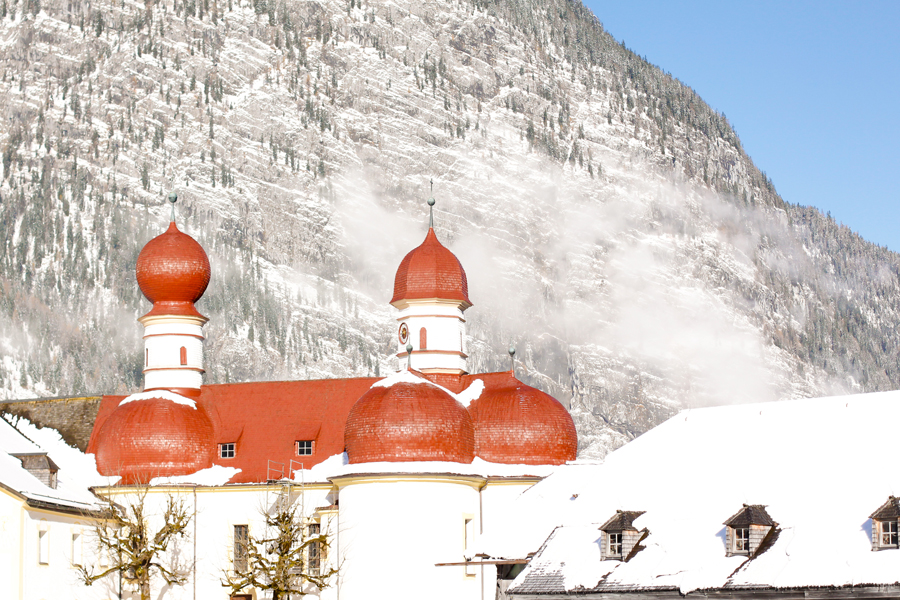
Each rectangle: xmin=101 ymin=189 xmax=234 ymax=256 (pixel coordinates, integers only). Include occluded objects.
xmin=468 ymin=374 xmax=577 ymax=465
xmin=136 ymin=222 xmax=211 ymax=319
xmin=391 ymin=228 xmax=471 ymax=308
xmin=94 ymin=396 xmax=216 ymax=484
xmin=345 ymin=379 xmax=475 ymax=463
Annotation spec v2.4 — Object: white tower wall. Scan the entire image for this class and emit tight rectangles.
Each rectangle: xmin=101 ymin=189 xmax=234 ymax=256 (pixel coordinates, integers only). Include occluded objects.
xmin=395 ymin=301 xmax=468 ymax=374
xmin=139 ymin=315 xmax=206 ymax=392
xmin=334 ymin=474 xmax=482 ymax=600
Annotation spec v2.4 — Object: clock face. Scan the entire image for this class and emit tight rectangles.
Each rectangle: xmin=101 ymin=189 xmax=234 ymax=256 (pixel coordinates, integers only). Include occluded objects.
xmin=398 ymin=322 xmax=409 ymax=344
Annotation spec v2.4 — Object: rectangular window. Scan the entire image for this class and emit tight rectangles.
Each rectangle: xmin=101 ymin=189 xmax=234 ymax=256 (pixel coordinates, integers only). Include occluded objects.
xmin=296 ymin=440 xmax=313 ymax=456
xmin=233 ymin=525 xmax=249 ymax=572
xmin=38 ymin=529 xmax=49 ymax=564
xmin=734 ymin=528 xmax=750 ymax=553
xmin=307 ymin=523 xmax=321 ymax=576
xmin=72 ymin=532 xmax=83 ymax=566
xmin=881 ymin=521 xmax=899 ymax=547
xmin=219 ymin=443 xmax=236 ymax=459
xmin=608 ymin=532 xmax=622 ymax=556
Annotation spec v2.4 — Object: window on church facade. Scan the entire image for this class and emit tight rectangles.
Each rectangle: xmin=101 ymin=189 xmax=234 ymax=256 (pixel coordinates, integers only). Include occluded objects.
xmin=233 ymin=525 xmax=248 ymax=572
xmin=180 ymin=346 xmax=187 ymax=365
xmin=308 ymin=523 xmax=321 ymax=576
xmin=420 ymin=327 xmax=427 ymax=350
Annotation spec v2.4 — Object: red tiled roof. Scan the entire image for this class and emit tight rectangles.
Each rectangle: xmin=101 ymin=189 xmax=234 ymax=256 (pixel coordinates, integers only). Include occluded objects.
xmin=136 ymin=222 xmax=211 ymax=319
xmin=93 ymin=396 xmax=216 ymax=485
xmin=344 ymin=380 xmax=475 ymax=463
xmin=467 ymin=372 xmax=578 ymax=465
xmin=89 ymin=378 xmax=379 ymax=484
xmin=87 ymin=372 xmax=577 ymax=484
xmin=391 ymin=228 xmax=471 ymax=307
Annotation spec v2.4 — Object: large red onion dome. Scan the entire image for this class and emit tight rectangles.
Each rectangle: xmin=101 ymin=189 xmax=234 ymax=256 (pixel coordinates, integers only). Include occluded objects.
xmin=391 ymin=228 xmax=471 ymax=308
xmin=468 ymin=373 xmax=577 ymax=465
xmin=345 ymin=376 xmax=475 ymax=463
xmin=94 ymin=394 xmax=215 ymax=484
xmin=136 ymin=222 xmax=211 ymax=318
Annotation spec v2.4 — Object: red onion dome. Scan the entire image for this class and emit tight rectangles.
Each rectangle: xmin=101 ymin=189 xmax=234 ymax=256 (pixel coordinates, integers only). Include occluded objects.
xmin=468 ymin=374 xmax=577 ymax=465
xmin=345 ymin=377 xmax=475 ymax=463
xmin=391 ymin=228 xmax=471 ymax=308
xmin=136 ymin=222 xmax=211 ymax=318
xmin=94 ymin=394 xmax=215 ymax=484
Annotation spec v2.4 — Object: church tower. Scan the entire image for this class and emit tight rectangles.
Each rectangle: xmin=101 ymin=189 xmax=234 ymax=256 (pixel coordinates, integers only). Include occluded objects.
xmin=390 ymin=198 xmax=472 ymax=375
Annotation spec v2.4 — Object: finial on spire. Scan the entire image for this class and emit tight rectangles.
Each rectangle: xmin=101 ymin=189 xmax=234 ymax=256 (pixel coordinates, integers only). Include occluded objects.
xmin=509 ymin=345 xmax=516 ymax=376
xmin=168 ymin=191 xmax=178 ymax=223
xmin=427 ymin=179 xmax=435 ymax=229
xmin=406 ymin=343 xmax=414 ymax=370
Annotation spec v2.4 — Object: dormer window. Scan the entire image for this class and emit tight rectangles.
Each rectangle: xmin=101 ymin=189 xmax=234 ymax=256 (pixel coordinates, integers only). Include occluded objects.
xmin=219 ymin=443 xmax=236 ymax=459
xmin=869 ymin=496 xmax=900 ymax=550
xmin=724 ymin=504 xmax=776 ymax=557
xmin=599 ymin=510 xmax=646 ymax=561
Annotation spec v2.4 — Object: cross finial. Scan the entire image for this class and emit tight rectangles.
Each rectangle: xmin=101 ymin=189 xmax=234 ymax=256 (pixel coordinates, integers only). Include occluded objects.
xmin=428 ymin=179 xmax=435 ymax=229
xmin=168 ymin=191 xmax=178 ymax=223
xmin=406 ymin=343 xmax=414 ymax=370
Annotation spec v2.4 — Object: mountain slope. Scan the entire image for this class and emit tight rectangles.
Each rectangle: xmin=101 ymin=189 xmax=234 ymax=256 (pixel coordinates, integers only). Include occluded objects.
xmin=2 ymin=0 xmax=899 ymax=457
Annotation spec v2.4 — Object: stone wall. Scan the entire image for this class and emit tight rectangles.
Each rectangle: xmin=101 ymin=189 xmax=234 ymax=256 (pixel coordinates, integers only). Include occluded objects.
xmin=0 ymin=396 xmax=102 ymax=451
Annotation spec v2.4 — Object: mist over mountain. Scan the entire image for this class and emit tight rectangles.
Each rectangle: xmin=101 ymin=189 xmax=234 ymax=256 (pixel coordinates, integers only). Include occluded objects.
xmin=2 ymin=0 xmax=899 ymax=458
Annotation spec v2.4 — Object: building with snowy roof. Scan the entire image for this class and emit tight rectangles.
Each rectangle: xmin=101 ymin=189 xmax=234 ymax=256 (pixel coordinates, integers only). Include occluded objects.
xmin=0 ymin=193 xmax=577 ymax=600
xmin=475 ymin=392 xmax=900 ymax=600
xmin=0 ymin=415 xmax=110 ymax=599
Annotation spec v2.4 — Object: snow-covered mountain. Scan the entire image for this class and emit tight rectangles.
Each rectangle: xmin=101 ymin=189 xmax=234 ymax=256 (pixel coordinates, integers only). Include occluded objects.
xmin=2 ymin=0 xmax=899 ymax=458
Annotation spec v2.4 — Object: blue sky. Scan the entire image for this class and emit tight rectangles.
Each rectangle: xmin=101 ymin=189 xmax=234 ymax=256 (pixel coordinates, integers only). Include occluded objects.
xmin=582 ymin=1 xmax=900 ymax=252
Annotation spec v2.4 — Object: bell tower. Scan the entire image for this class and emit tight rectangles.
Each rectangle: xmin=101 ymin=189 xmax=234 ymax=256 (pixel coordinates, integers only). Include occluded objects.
xmin=390 ymin=197 xmax=471 ymax=374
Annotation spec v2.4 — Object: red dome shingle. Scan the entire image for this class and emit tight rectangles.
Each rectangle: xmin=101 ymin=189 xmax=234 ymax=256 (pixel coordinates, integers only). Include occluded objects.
xmin=391 ymin=228 xmax=471 ymax=307
xmin=345 ymin=378 xmax=475 ymax=463
xmin=94 ymin=396 xmax=215 ymax=484
xmin=136 ymin=222 xmax=210 ymax=318
xmin=468 ymin=373 xmax=577 ymax=465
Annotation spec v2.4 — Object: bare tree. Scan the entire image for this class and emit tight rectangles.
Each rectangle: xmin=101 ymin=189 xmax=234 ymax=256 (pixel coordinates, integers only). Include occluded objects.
xmin=78 ymin=488 xmax=191 ymax=600
xmin=224 ymin=496 xmax=337 ymax=599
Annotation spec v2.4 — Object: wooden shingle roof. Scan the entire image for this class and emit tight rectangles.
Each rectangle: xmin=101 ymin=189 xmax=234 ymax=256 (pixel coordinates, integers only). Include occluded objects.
xmin=600 ymin=510 xmax=646 ymax=531
xmin=870 ymin=496 xmax=900 ymax=520
xmin=724 ymin=504 xmax=775 ymax=527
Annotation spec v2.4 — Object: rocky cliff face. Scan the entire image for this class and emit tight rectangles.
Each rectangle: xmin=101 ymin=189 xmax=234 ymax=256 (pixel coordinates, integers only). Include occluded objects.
xmin=2 ymin=0 xmax=899 ymax=458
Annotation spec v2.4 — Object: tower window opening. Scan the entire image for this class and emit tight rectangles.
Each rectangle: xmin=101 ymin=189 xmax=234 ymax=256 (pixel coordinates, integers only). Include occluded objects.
xmin=180 ymin=346 xmax=187 ymax=365
xmin=145 ymin=348 xmax=149 ymax=366
xmin=420 ymin=327 xmax=427 ymax=350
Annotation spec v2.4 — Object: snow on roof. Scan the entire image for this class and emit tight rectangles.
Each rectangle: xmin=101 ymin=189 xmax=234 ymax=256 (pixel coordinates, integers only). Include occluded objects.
xmin=481 ymin=390 xmax=900 ymax=594
xmin=150 ymin=464 xmax=242 ymax=486
xmin=119 ymin=390 xmax=197 ymax=409
xmin=0 ymin=417 xmax=111 ymax=511
xmin=295 ymin=452 xmax=556 ymax=483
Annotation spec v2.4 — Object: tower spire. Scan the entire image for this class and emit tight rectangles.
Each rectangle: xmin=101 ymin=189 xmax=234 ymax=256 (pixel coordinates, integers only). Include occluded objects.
xmin=168 ymin=191 xmax=178 ymax=223
xmin=428 ymin=180 xmax=435 ymax=229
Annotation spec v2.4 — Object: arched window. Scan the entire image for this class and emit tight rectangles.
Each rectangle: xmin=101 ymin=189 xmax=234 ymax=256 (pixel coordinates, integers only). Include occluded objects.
xmin=419 ymin=328 xmax=427 ymax=350
xmin=180 ymin=346 xmax=187 ymax=366
xmin=145 ymin=348 xmax=149 ymax=366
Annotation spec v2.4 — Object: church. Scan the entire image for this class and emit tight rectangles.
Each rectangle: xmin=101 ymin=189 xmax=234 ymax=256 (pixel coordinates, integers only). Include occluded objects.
xmin=70 ymin=192 xmax=577 ymax=600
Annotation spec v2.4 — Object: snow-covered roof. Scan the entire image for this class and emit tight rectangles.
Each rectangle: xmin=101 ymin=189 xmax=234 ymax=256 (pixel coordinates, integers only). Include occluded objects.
xmin=479 ymin=390 xmax=900 ymax=595
xmin=0 ymin=417 xmax=110 ymax=512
